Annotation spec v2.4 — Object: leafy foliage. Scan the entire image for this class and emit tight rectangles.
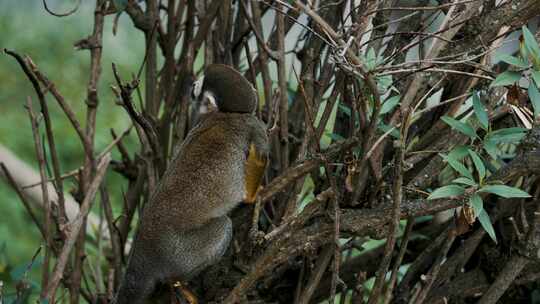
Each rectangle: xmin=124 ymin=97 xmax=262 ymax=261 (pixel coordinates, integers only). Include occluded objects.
xmin=430 ymin=42 xmax=538 ymax=242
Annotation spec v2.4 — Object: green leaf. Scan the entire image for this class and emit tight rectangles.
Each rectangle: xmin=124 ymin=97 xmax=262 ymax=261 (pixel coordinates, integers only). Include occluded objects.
xmin=447 ymin=159 xmax=474 ymax=180
xmin=10 ymin=256 xmax=43 ymax=281
xmin=532 ymin=70 xmax=540 ymax=88
xmin=380 ymin=95 xmax=400 ymax=114
xmin=326 ymin=132 xmax=346 ymax=141
xmin=528 ymin=82 xmax=540 ymax=118
xmin=488 ymin=133 xmax=526 ymax=144
xmin=445 ymin=154 xmax=474 ymax=180
xmin=443 ymin=145 xmax=469 ymax=160
xmin=366 ymin=47 xmax=377 ymax=70
xmin=478 ymin=209 xmax=497 ymax=243
xmin=479 ymin=185 xmax=531 ymax=198
xmin=447 ymin=145 xmax=470 ymax=160
xmin=427 ymin=185 xmax=465 ymax=200
xmin=452 ymin=177 xmax=477 ymax=186
xmin=468 ymin=149 xmax=486 ymax=182
xmin=378 ymin=122 xmax=400 ymax=139
xmin=472 ymin=92 xmax=489 ymax=130
xmin=497 ymin=54 xmax=529 ymax=68
xmin=490 ymin=71 xmax=521 ymax=87
xmin=490 ymin=127 xmax=527 ymax=135
xmin=483 ymin=138 xmax=498 ymax=159
xmin=487 ymin=127 xmax=527 ymax=144
xmin=522 ymin=26 xmax=540 ymax=60
xmin=338 ymin=104 xmax=351 ymax=117
xmin=377 ymin=75 xmax=393 ymax=92
xmin=441 ymin=116 xmax=477 ymax=139
xmin=469 ymin=193 xmax=483 ymax=217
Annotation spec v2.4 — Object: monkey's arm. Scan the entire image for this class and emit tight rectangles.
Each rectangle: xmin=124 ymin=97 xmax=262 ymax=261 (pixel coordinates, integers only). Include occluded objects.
xmin=244 ymin=143 xmax=267 ymax=203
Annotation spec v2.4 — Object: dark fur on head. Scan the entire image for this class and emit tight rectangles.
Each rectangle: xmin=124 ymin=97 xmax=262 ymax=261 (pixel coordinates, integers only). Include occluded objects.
xmin=191 ymin=64 xmax=257 ymax=113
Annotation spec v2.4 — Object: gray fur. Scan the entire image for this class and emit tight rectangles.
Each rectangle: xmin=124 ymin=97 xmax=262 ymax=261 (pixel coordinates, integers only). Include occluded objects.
xmin=113 ymin=112 xmax=268 ymax=304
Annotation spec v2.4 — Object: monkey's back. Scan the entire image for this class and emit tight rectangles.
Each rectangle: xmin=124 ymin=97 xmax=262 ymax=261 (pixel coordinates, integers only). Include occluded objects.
xmin=113 ymin=113 xmax=267 ymax=302
xmin=137 ymin=112 xmax=263 ymax=239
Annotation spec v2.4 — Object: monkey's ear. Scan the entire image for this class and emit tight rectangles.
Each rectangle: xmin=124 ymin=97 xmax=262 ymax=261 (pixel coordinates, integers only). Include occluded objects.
xmin=198 ymin=91 xmax=218 ymax=114
xmin=244 ymin=143 xmax=267 ymax=204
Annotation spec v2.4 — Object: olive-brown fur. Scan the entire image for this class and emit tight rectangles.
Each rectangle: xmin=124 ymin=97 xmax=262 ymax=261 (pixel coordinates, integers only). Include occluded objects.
xmin=113 ymin=112 xmax=268 ymax=304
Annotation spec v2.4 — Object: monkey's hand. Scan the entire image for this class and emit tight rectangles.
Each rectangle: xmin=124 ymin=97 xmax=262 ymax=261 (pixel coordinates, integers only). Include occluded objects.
xmin=244 ymin=143 xmax=267 ymax=203
xmin=173 ymin=281 xmax=198 ymax=304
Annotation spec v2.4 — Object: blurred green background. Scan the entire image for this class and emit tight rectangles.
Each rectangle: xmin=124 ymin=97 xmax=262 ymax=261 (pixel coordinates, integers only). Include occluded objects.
xmin=0 ymin=1 xmax=145 ymax=298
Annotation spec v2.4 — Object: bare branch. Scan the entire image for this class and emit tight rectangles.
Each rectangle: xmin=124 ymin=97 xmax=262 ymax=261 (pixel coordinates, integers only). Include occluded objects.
xmin=41 ymin=153 xmax=111 ymax=301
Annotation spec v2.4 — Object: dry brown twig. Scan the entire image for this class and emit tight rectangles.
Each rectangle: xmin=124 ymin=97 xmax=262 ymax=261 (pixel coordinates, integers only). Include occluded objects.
xmin=4 ymin=48 xmax=69 ymax=229
xmin=25 ymin=97 xmax=53 ymax=292
xmin=41 ymin=153 xmax=111 ymax=302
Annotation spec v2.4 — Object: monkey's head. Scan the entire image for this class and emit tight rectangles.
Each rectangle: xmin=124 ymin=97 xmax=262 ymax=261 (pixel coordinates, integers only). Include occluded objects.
xmin=190 ymin=64 xmax=257 ymax=114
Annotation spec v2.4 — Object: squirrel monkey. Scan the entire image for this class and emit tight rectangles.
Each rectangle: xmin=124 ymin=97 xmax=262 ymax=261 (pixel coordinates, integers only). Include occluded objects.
xmin=113 ymin=64 xmax=269 ymax=303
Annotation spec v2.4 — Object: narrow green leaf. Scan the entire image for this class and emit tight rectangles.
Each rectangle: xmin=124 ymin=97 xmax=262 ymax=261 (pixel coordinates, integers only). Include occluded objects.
xmin=528 ymin=82 xmax=540 ymax=118
xmin=497 ymin=54 xmax=529 ymax=68
xmin=478 ymin=209 xmax=497 ymax=243
xmin=483 ymin=138 xmax=498 ymax=159
xmin=484 ymin=160 xmax=498 ymax=177
xmin=441 ymin=116 xmax=477 ymax=139
xmin=472 ymin=92 xmax=489 ymax=130
xmin=487 ymin=127 xmax=527 ymax=144
xmin=468 ymin=149 xmax=486 ymax=182
xmin=377 ymin=75 xmax=393 ymax=92
xmin=427 ymin=185 xmax=465 ymax=200
xmin=447 ymin=145 xmax=470 ymax=160
xmin=445 ymin=155 xmax=474 ymax=180
xmin=326 ymin=132 xmax=346 ymax=141
xmin=338 ymin=104 xmax=351 ymax=117
xmin=479 ymin=185 xmax=531 ymax=198
xmin=522 ymin=26 xmax=540 ymax=59
xmin=490 ymin=71 xmax=521 ymax=87
xmin=452 ymin=177 xmax=477 ymax=186
xmin=366 ymin=47 xmax=377 ymax=70
xmin=532 ymin=70 xmax=540 ymax=88
xmin=380 ymin=95 xmax=400 ymax=114
xmin=492 ymin=133 xmax=527 ymax=143
xmin=490 ymin=127 xmax=527 ymax=136
xmin=378 ymin=123 xmax=400 ymax=139
xmin=487 ymin=133 xmax=526 ymax=143
xmin=469 ymin=193 xmax=483 ymax=217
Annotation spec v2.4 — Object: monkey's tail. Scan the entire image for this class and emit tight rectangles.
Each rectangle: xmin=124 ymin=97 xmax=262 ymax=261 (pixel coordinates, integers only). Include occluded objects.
xmin=112 ymin=255 xmax=155 ymax=304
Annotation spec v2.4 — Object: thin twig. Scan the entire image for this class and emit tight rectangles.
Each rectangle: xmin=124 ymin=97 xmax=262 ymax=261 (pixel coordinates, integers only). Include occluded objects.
xmin=41 ymin=154 xmax=111 ymax=302
xmin=382 ymin=218 xmax=414 ymax=304
xmin=298 ymin=245 xmax=334 ymax=304
xmin=276 ymin=1 xmax=290 ymax=171
xmin=25 ymin=97 xmax=52 ymax=293
xmin=378 ymin=67 xmax=495 ymax=81
xmin=412 ymin=231 xmax=457 ymax=304
xmin=4 ymin=48 xmax=69 ymax=227
xmin=112 ymin=62 xmax=161 ymax=166
xmin=100 ymin=184 xmax=123 ymax=289
xmin=367 ymin=103 xmax=410 ymax=304
xmin=239 ymin=0 xmax=278 ymax=60
xmin=26 ymin=58 xmax=93 ymax=156
xmin=42 ymin=0 xmax=81 ymax=17
xmin=0 ymin=163 xmax=45 ymax=238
